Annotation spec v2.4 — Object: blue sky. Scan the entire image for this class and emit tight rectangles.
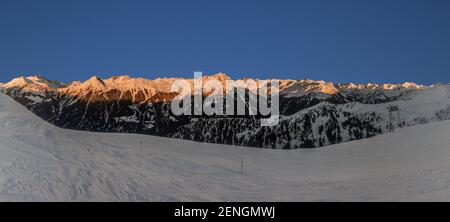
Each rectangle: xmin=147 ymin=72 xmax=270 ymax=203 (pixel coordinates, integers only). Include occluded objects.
xmin=1 ymin=0 xmax=450 ymax=84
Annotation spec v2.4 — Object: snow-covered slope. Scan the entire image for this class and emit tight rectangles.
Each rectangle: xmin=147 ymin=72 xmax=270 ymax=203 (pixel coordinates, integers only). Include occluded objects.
xmin=1 ymin=92 xmax=450 ymax=201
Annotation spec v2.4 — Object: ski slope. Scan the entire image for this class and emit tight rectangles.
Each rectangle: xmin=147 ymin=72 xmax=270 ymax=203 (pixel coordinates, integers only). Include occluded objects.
xmin=1 ymin=92 xmax=450 ymax=201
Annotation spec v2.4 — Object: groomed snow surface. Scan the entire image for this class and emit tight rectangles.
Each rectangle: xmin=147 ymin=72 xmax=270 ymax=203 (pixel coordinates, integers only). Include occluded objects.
xmin=1 ymin=92 xmax=450 ymax=201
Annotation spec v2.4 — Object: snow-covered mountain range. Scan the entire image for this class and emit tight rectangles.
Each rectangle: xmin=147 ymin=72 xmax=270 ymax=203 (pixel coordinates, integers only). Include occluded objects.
xmin=2 ymin=89 xmax=450 ymax=201
xmin=1 ymin=74 xmax=449 ymax=148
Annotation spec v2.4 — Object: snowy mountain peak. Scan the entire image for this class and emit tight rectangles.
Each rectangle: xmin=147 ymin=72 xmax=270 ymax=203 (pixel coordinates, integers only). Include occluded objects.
xmin=1 ymin=75 xmax=65 ymax=93
xmin=0 ymin=74 xmax=434 ymax=102
xmin=88 ymin=75 xmax=105 ymax=84
xmin=108 ymin=75 xmax=132 ymax=81
xmin=279 ymin=79 xmax=339 ymax=97
xmin=401 ymin=82 xmax=423 ymax=89
xmin=207 ymin=72 xmax=231 ymax=81
xmin=84 ymin=76 xmax=107 ymax=88
xmin=336 ymin=81 xmax=425 ymax=91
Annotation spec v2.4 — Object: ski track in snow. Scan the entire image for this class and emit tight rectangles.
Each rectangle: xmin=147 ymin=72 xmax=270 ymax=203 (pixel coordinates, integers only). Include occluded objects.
xmin=1 ymin=92 xmax=450 ymax=201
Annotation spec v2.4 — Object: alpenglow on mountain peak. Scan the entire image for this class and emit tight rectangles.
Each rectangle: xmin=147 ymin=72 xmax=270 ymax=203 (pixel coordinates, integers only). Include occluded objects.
xmin=0 ymin=75 xmax=65 ymax=92
xmin=1 ymin=74 xmax=428 ymax=100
